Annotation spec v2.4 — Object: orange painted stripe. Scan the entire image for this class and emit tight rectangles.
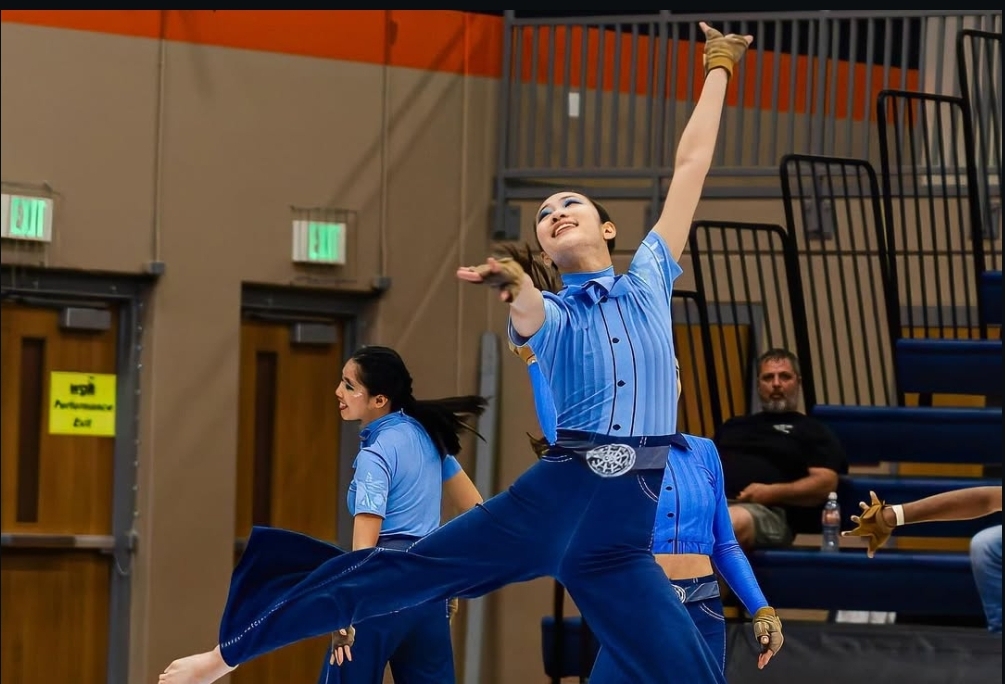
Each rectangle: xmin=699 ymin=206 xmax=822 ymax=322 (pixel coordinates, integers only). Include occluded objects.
xmin=513 ymin=25 xmax=919 ymax=121
xmin=2 ymin=11 xmax=917 ymax=120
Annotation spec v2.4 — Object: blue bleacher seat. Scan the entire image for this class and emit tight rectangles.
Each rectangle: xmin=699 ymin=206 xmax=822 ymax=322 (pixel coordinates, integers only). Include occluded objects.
xmin=811 ymin=404 xmax=1002 ymax=467
xmin=748 ymin=548 xmax=986 ymax=615
xmin=895 ymin=338 xmax=1003 ymax=397
xmin=837 ymin=475 xmax=1002 ymax=538
xmin=979 ymin=270 xmax=1002 ymax=326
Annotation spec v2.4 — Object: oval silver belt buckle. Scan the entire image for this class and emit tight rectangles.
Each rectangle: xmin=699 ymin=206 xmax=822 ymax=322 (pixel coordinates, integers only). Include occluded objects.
xmin=583 ymin=443 xmax=637 ymax=477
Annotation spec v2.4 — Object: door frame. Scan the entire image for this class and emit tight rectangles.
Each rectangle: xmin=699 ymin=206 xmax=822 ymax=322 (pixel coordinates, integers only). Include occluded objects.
xmin=240 ymin=283 xmax=380 ymax=549
xmin=0 ymin=264 xmax=156 ymax=684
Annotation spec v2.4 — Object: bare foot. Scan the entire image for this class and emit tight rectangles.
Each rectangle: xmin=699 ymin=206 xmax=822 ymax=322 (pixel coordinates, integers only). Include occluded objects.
xmin=158 ymin=646 xmax=235 ymax=684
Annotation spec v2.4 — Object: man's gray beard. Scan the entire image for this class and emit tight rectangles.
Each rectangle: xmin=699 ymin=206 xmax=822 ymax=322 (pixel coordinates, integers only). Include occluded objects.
xmin=762 ymin=399 xmax=794 ymax=413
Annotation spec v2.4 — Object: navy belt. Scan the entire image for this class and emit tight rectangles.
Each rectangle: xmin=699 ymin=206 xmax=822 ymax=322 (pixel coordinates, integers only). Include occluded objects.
xmin=670 ymin=574 xmax=721 ymax=604
xmin=376 ymin=534 xmax=422 ymax=552
xmin=555 ymin=430 xmax=686 ymax=448
xmin=548 ymin=431 xmax=683 ymax=476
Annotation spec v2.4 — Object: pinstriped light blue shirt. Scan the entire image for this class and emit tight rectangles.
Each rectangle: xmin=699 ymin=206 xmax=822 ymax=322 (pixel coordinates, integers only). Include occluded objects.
xmin=508 ymin=230 xmax=682 ymax=437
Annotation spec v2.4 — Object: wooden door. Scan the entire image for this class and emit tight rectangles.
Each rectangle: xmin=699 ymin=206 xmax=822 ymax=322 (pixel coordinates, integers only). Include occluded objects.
xmin=233 ymin=317 xmax=344 ymax=684
xmin=0 ymin=301 xmax=118 ymax=684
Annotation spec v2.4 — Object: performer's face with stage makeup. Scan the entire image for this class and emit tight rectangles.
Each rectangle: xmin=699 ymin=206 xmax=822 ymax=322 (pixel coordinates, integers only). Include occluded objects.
xmin=534 ymin=191 xmax=617 ymax=272
xmin=336 ymin=359 xmax=389 ymax=426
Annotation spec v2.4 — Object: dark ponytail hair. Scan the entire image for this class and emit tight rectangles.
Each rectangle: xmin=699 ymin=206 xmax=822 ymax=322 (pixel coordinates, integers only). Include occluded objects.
xmin=351 ymin=345 xmax=487 ymax=457
xmin=527 ymin=433 xmax=551 ymax=457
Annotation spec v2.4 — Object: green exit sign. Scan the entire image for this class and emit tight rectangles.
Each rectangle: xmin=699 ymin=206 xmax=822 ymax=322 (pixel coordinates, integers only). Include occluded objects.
xmin=1 ymin=193 xmax=54 ymax=243
xmin=292 ymin=219 xmax=346 ymax=265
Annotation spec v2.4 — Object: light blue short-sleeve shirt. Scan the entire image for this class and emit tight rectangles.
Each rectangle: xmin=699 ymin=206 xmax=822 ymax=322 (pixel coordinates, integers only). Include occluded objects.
xmin=509 ymin=230 xmax=683 ymax=437
xmin=347 ymin=411 xmax=462 ymax=538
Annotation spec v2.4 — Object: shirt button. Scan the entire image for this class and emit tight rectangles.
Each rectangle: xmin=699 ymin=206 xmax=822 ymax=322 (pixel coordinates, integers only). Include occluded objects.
xmin=612 ymin=337 xmax=620 ymax=343
xmin=667 ymin=512 xmax=675 ymax=518
xmin=613 ymin=424 xmax=621 ymax=430
xmin=617 ymin=380 xmax=626 ymax=387
xmin=665 ymin=485 xmax=672 ymax=491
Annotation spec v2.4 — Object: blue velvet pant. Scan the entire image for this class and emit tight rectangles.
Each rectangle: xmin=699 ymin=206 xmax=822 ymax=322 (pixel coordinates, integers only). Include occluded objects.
xmin=590 ymin=590 xmax=727 ymax=682
xmin=315 ymin=536 xmax=455 ymax=684
xmin=218 ymin=455 xmax=724 ymax=684
xmin=315 ymin=600 xmax=454 ymax=684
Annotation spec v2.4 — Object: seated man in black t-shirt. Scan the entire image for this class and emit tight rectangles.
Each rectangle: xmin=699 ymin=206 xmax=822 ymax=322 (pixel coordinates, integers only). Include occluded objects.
xmin=715 ymin=348 xmax=848 ymax=550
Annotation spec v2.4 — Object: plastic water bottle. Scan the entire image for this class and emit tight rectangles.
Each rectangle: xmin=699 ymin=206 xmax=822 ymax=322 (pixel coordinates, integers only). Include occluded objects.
xmin=821 ymin=492 xmax=841 ymax=553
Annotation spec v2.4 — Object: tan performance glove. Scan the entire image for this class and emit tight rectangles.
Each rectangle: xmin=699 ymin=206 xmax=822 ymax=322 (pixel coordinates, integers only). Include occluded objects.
xmin=508 ymin=340 xmax=537 ymax=366
xmin=752 ymin=606 xmax=784 ymax=666
xmin=841 ymin=490 xmax=896 ymax=558
xmin=472 ymin=257 xmax=528 ymax=303
xmin=701 ymin=22 xmax=753 ymax=80
xmin=329 ymin=626 xmax=355 ymax=666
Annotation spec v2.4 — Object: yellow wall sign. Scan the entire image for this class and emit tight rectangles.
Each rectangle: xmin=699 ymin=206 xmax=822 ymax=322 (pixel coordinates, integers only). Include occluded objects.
xmin=49 ymin=371 xmax=117 ymax=437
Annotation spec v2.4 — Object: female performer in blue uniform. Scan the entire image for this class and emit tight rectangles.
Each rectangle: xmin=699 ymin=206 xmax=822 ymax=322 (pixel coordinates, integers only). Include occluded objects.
xmin=317 ymin=345 xmax=485 ymax=684
xmin=159 ymin=22 xmax=764 ymax=684
xmin=498 ymin=245 xmax=785 ymax=678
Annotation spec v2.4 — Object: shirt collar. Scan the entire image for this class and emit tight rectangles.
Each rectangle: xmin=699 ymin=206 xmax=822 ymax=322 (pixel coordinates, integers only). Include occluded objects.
xmin=560 ymin=266 xmax=616 ymax=289
xmin=669 ymin=433 xmax=691 ymax=450
xmin=359 ymin=410 xmax=405 ymax=443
